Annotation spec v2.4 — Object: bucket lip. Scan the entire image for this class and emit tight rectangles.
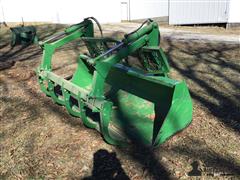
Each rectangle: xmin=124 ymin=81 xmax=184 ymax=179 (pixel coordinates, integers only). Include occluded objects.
xmin=113 ymin=63 xmax=179 ymax=88
xmin=153 ymin=82 xmax=193 ymax=146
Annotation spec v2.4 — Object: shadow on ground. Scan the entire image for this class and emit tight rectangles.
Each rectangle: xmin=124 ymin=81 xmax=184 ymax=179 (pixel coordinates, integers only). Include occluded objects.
xmin=168 ymin=137 xmax=240 ymax=176
xmin=163 ymin=38 xmax=240 ymax=133
xmin=83 ymin=149 xmax=130 ymax=180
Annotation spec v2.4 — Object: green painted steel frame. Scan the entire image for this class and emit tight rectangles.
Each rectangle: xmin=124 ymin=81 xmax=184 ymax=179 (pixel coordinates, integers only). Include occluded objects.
xmin=37 ymin=18 xmax=192 ymax=147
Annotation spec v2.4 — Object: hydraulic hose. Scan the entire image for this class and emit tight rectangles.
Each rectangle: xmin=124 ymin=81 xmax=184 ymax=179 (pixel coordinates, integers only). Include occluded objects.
xmin=125 ymin=18 xmax=153 ymax=38
xmin=85 ymin=17 xmax=103 ymax=37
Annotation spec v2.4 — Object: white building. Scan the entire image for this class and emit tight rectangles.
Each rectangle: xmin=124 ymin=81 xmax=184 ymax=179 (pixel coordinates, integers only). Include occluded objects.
xmin=0 ymin=0 xmax=239 ymax=26
xmin=169 ymin=0 xmax=240 ymax=27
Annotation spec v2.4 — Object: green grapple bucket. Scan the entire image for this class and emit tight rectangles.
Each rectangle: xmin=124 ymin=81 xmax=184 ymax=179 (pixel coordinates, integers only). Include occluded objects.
xmin=37 ymin=18 xmax=192 ymax=147
xmin=105 ymin=66 xmax=192 ymax=145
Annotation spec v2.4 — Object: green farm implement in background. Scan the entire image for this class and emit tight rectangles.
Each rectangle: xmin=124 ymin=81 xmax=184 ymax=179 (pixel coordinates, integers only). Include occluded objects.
xmin=37 ymin=17 xmax=192 ymax=147
xmin=10 ymin=25 xmax=38 ymax=47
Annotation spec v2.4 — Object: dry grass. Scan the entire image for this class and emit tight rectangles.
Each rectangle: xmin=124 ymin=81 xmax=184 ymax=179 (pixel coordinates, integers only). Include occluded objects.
xmin=0 ymin=24 xmax=240 ymax=179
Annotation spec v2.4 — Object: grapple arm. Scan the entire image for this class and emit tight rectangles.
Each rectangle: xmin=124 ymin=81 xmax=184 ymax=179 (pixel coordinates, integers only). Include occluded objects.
xmin=38 ymin=18 xmax=94 ymax=70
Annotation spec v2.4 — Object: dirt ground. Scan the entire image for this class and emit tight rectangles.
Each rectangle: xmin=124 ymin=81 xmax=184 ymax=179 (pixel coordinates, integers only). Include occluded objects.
xmin=0 ymin=23 xmax=240 ymax=179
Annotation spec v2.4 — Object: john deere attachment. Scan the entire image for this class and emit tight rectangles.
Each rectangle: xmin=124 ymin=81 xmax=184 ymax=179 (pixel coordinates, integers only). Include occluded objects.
xmin=37 ymin=17 xmax=192 ymax=147
xmin=10 ymin=25 xmax=38 ymax=47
